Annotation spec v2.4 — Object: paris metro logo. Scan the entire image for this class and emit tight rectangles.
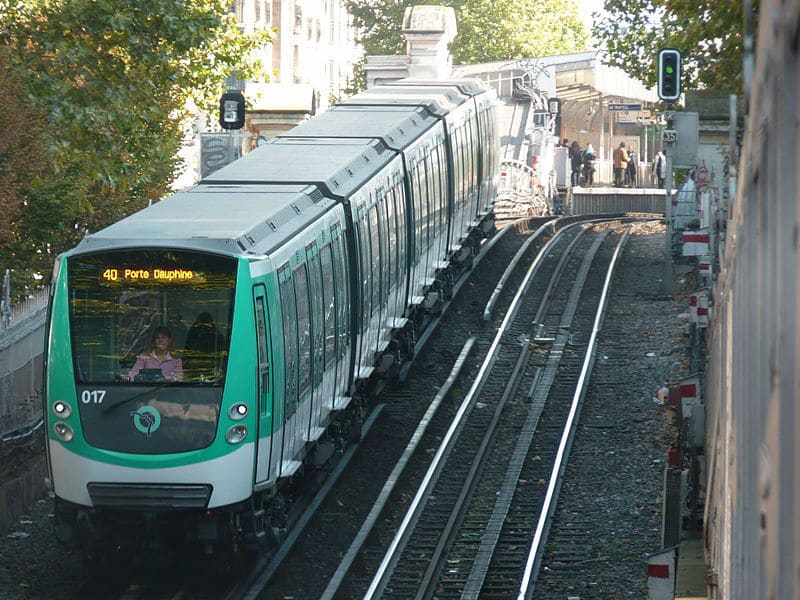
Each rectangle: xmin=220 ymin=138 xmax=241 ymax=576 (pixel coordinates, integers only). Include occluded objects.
xmin=130 ymin=406 xmax=161 ymax=437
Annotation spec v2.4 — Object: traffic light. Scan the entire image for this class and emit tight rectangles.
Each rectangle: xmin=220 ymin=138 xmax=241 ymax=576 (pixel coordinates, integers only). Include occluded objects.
xmin=219 ymin=91 xmax=246 ymax=130
xmin=657 ymin=48 xmax=681 ymax=102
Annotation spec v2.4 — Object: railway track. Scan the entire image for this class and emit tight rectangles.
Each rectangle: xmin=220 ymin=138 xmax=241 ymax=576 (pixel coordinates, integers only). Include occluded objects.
xmin=251 ymin=217 xmax=646 ymax=600
xmin=359 ymin=225 xmax=630 ymax=599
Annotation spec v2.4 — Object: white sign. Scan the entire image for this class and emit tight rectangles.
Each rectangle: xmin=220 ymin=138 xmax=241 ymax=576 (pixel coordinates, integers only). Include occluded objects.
xmin=618 ymin=109 xmax=651 ymax=124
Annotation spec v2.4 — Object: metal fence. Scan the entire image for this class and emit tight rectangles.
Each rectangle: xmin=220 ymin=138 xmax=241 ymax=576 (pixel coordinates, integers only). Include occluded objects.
xmin=0 ymin=286 xmax=48 ymax=439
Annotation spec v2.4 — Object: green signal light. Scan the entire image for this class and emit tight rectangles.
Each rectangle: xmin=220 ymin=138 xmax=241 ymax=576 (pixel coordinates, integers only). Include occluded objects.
xmin=666 ymin=66 xmax=674 ymax=74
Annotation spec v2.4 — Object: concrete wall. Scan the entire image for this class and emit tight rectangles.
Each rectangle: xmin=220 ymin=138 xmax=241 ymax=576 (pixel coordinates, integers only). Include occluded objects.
xmin=703 ymin=1 xmax=800 ymax=597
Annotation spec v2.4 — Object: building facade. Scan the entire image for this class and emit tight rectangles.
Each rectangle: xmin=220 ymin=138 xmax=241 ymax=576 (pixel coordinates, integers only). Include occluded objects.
xmin=232 ymin=0 xmax=361 ymax=103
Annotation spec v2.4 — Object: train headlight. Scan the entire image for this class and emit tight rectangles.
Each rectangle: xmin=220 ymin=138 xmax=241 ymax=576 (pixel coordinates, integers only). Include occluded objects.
xmin=225 ymin=425 xmax=247 ymax=444
xmin=228 ymin=403 xmax=248 ymax=420
xmin=54 ymin=422 xmax=74 ymax=442
xmin=53 ymin=401 xmax=72 ymax=418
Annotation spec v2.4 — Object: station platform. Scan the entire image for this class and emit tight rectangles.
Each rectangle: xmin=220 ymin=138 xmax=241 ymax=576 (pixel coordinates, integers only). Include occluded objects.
xmin=674 ymin=537 xmax=708 ymax=599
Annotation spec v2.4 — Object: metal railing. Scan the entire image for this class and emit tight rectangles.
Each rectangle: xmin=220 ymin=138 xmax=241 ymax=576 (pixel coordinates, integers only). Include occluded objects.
xmin=1 ymin=276 xmax=48 ymax=439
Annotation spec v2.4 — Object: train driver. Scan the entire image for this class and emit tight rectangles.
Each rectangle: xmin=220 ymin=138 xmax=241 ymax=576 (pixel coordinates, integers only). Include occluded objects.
xmin=127 ymin=326 xmax=183 ymax=382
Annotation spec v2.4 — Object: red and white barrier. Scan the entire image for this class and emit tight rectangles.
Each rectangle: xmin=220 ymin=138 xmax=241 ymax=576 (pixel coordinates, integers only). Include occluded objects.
xmin=647 ymin=547 xmax=676 ymax=599
xmin=682 ymin=230 xmax=709 ymax=256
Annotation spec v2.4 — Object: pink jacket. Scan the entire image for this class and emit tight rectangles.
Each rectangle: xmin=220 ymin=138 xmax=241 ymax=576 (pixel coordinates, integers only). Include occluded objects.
xmin=128 ymin=351 xmax=183 ymax=381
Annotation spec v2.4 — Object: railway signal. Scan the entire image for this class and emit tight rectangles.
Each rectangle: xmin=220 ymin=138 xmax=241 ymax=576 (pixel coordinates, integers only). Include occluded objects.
xmin=219 ymin=91 xmax=246 ymax=130
xmin=657 ymin=48 xmax=682 ymax=101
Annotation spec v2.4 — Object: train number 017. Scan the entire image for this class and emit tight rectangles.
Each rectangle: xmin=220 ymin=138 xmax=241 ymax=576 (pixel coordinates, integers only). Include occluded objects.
xmin=81 ymin=389 xmax=107 ymax=404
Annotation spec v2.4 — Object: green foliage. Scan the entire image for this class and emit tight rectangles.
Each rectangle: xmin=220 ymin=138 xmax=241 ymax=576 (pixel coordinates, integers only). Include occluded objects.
xmin=345 ymin=0 xmax=589 ymax=88
xmin=0 ymin=0 xmax=270 ymax=297
xmin=0 ymin=46 xmax=60 ymax=298
xmin=346 ymin=0 xmax=408 ymax=57
xmin=593 ymin=0 xmax=755 ymax=93
xmin=452 ymin=0 xmax=588 ymax=64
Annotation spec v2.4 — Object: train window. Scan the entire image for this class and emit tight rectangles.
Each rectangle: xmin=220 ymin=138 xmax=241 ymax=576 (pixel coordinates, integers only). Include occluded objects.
xmin=320 ymin=244 xmax=336 ymax=368
xmin=452 ymin=127 xmax=465 ymax=211
xmin=384 ymin=186 xmax=397 ymax=297
xmin=479 ymin=106 xmax=490 ymax=180
xmin=356 ymin=208 xmax=371 ymax=331
xmin=437 ymin=140 xmax=448 ymax=214
xmin=332 ymin=231 xmax=349 ymax=361
xmin=279 ymin=267 xmax=298 ymax=420
xmin=293 ymin=264 xmax=311 ymax=398
xmin=306 ymin=245 xmax=324 ymax=387
xmin=378 ymin=192 xmax=390 ymax=303
xmin=369 ymin=204 xmax=381 ymax=311
xmin=414 ymin=163 xmax=430 ymax=253
xmin=393 ymin=179 xmax=406 ymax=280
xmin=67 ymin=249 xmax=235 ymax=386
xmin=469 ymin=111 xmax=479 ymax=192
xmin=254 ymin=287 xmax=270 ymax=413
xmin=427 ymin=149 xmax=443 ymax=253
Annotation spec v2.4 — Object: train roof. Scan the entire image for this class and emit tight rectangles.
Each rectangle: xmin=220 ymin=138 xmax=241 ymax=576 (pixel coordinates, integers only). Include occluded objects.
xmin=386 ymin=78 xmax=491 ymax=96
xmin=71 ymin=184 xmax=336 ymax=257
xmin=202 ymin=137 xmax=394 ymax=200
xmin=353 ymin=85 xmax=469 ymax=106
xmin=342 ymin=87 xmax=463 ymax=115
xmin=279 ymin=105 xmax=439 ymax=150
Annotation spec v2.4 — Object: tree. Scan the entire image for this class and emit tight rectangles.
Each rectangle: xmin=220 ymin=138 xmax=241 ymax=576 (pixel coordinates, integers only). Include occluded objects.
xmin=0 ymin=0 xmax=270 ymax=296
xmin=452 ymin=0 xmax=588 ymax=64
xmin=592 ymin=0 xmax=753 ymax=93
xmin=345 ymin=0 xmax=589 ymax=88
xmin=0 ymin=46 xmax=59 ymax=298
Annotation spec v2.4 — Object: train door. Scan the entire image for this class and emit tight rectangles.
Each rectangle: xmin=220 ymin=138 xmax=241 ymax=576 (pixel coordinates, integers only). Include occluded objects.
xmin=367 ymin=200 xmax=383 ymax=358
xmin=292 ymin=262 xmax=312 ymax=466
xmin=331 ymin=228 xmax=351 ymax=394
xmin=305 ymin=242 xmax=326 ymax=441
xmin=277 ymin=265 xmax=301 ymax=475
xmin=253 ymin=285 xmax=273 ymax=483
xmin=319 ymin=243 xmax=337 ymax=412
xmin=353 ymin=202 xmax=374 ymax=377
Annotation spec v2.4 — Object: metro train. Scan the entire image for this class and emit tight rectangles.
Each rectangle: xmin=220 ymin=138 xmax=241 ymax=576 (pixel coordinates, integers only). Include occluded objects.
xmin=42 ymin=78 xmax=499 ymax=564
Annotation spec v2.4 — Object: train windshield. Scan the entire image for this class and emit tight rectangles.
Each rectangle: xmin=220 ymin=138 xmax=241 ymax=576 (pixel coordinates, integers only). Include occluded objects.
xmin=68 ymin=249 xmax=237 ymax=386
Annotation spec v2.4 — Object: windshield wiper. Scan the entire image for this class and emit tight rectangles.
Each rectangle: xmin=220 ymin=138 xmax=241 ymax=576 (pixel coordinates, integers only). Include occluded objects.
xmin=102 ymin=381 xmax=177 ymax=414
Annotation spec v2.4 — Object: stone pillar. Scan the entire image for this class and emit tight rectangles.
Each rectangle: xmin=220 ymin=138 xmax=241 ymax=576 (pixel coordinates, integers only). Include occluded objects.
xmin=362 ymin=5 xmax=457 ymax=87
xmin=402 ymin=5 xmax=457 ymax=79
xmin=364 ymin=55 xmax=410 ymax=88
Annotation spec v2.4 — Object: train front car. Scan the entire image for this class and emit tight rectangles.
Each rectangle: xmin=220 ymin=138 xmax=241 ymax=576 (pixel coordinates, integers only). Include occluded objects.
xmin=43 ymin=185 xmax=342 ymax=566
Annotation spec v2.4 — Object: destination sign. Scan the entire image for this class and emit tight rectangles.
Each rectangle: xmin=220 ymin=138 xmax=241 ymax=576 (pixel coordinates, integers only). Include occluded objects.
xmin=608 ymin=103 xmax=642 ymax=111
xmin=101 ymin=268 xmax=198 ymax=283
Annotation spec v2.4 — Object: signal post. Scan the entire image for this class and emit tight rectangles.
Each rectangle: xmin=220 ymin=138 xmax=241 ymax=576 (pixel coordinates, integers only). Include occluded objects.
xmin=658 ymin=49 xmax=681 ymax=294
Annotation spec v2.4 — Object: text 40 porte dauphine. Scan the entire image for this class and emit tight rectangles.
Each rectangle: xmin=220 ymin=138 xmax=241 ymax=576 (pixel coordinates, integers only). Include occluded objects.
xmin=102 ymin=268 xmax=195 ymax=282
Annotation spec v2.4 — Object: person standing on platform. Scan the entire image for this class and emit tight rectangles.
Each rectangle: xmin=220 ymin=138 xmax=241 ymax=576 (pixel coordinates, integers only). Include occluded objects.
xmin=653 ymin=150 xmax=666 ymax=188
xmin=613 ymin=141 xmax=628 ymax=187
xmin=626 ymin=145 xmax=639 ymax=187
xmin=569 ymin=141 xmax=583 ymax=186
xmin=583 ymin=143 xmax=596 ymax=187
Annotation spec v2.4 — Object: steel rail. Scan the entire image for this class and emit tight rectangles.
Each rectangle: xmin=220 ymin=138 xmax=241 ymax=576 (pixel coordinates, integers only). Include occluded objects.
xmin=460 ymin=228 xmax=611 ymax=598
xmin=516 ymin=229 xmax=630 ymax=600
xmin=482 ymin=218 xmax=557 ymax=321
xmin=241 ymin=405 xmax=385 ymax=600
xmin=414 ymin=226 xmax=600 ymax=598
xmin=363 ymin=222 xmax=583 ymax=599
xmin=319 ymin=337 xmax=476 ymax=600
